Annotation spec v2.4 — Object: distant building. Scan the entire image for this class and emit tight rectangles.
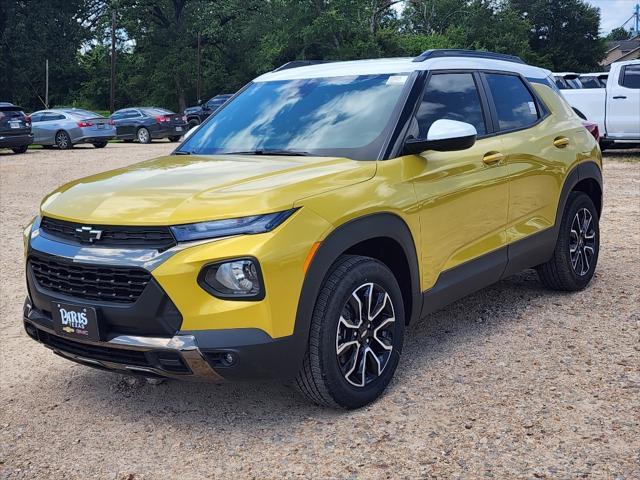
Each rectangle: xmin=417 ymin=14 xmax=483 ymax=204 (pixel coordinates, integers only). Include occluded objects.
xmin=601 ymin=36 xmax=640 ymax=69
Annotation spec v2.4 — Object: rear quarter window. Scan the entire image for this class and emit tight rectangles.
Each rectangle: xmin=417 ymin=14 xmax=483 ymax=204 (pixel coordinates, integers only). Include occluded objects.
xmin=620 ymin=65 xmax=640 ymax=89
xmin=485 ymin=73 xmax=539 ymax=131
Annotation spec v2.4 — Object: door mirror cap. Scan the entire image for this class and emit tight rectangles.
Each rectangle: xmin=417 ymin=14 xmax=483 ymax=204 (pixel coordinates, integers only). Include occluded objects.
xmin=404 ymin=119 xmax=477 ymax=154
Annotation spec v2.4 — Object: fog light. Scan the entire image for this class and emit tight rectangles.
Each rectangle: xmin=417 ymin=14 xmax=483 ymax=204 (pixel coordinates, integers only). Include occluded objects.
xmin=223 ymin=352 xmax=236 ymax=366
xmin=199 ymin=258 xmax=264 ymax=300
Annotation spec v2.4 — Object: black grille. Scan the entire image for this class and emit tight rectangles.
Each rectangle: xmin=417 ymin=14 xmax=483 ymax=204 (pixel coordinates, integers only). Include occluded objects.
xmin=38 ymin=330 xmax=149 ymax=366
xmin=29 ymin=253 xmax=151 ymax=303
xmin=40 ymin=217 xmax=176 ymax=250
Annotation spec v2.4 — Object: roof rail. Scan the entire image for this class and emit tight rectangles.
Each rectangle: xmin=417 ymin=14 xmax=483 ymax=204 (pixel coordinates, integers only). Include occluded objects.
xmin=413 ymin=49 xmax=525 ymax=64
xmin=273 ymin=60 xmax=337 ymax=72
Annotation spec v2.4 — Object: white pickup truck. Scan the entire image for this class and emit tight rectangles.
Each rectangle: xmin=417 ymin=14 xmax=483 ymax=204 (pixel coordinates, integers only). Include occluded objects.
xmin=563 ymin=59 xmax=640 ymax=148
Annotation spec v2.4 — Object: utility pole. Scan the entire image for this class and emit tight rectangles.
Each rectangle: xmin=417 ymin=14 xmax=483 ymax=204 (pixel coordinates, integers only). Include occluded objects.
xmin=636 ymin=3 xmax=639 ymax=35
xmin=45 ymin=59 xmax=49 ymax=108
xmin=109 ymin=10 xmax=117 ymax=113
xmin=196 ymin=32 xmax=201 ymax=103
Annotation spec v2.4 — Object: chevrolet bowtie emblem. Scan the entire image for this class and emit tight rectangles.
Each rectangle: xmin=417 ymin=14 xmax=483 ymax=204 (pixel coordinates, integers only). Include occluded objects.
xmin=75 ymin=226 xmax=103 ymax=243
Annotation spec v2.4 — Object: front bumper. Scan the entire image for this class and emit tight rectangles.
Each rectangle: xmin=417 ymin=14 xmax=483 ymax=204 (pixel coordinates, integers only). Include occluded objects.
xmin=23 ymin=208 xmax=332 ymax=381
xmin=24 ymin=297 xmax=305 ymax=381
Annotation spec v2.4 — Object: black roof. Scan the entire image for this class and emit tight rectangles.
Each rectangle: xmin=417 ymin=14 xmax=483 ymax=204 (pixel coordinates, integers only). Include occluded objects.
xmin=413 ymin=49 xmax=525 ymax=64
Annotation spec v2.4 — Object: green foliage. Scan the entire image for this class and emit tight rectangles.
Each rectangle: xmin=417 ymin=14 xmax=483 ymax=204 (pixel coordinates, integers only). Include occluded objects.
xmin=0 ymin=0 xmax=610 ymax=112
xmin=510 ymin=0 xmax=607 ymax=71
xmin=606 ymin=27 xmax=632 ymax=41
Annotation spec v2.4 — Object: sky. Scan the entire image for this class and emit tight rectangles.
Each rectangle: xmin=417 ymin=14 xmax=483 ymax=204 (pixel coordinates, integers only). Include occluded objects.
xmin=584 ymin=0 xmax=639 ymax=34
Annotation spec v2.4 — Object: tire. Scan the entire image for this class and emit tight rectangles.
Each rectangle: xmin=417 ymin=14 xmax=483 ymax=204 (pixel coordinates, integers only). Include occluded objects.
xmin=137 ymin=127 xmax=151 ymax=144
xmin=11 ymin=145 xmax=28 ymax=154
xmin=187 ymin=119 xmax=199 ymax=130
xmin=55 ymin=130 xmax=72 ymax=150
xmin=93 ymin=142 xmax=107 ymax=149
xmin=296 ymin=255 xmax=405 ymax=409
xmin=168 ymin=135 xmax=181 ymax=142
xmin=536 ymin=192 xmax=600 ymax=291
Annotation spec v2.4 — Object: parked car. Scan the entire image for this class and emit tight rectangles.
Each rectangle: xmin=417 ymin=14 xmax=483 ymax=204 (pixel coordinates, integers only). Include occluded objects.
xmin=30 ymin=108 xmax=116 ymax=149
xmin=23 ymin=49 xmax=602 ymax=409
xmin=578 ymin=73 xmax=608 ymax=89
xmin=0 ymin=102 xmax=32 ymax=153
xmin=184 ymin=94 xmax=233 ymax=129
xmin=110 ymin=107 xmax=187 ymax=143
xmin=553 ymin=72 xmax=582 ymax=89
xmin=563 ymin=59 xmax=640 ymax=148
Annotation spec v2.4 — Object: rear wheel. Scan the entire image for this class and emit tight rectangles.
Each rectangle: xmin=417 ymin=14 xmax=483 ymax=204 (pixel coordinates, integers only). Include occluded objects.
xmin=296 ymin=255 xmax=404 ymax=409
xmin=536 ymin=192 xmax=600 ymax=291
xmin=55 ymin=131 xmax=72 ymax=150
xmin=11 ymin=145 xmax=28 ymax=154
xmin=137 ymin=127 xmax=151 ymax=144
xmin=93 ymin=142 xmax=107 ymax=148
xmin=187 ymin=119 xmax=199 ymax=130
xmin=168 ymin=135 xmax=181 ymax=142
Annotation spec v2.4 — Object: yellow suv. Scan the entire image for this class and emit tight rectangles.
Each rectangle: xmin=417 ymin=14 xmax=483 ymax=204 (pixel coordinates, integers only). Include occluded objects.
xmin=23 ymin=50 xmax=602 ymax=408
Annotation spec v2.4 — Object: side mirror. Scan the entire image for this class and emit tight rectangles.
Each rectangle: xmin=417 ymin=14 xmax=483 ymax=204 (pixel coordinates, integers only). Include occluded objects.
xmin=404 ymin=119 xmax=477 ymax=154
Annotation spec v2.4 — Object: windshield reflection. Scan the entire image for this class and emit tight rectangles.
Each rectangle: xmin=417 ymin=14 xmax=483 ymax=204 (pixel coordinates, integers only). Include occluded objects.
xmin=179 ymin=74 xmax=410 ymax=160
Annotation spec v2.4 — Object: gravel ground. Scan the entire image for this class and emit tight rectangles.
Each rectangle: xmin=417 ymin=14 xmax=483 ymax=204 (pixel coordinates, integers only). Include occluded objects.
xmin=0 ymin=143 xmax=638 ymax=479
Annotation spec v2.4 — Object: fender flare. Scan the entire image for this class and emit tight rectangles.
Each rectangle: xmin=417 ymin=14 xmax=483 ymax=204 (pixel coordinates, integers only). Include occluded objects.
xmin=555 ymin=161 xmax=603 ymax=229
xmin=290 ymin=212 xmax=422 ymax=354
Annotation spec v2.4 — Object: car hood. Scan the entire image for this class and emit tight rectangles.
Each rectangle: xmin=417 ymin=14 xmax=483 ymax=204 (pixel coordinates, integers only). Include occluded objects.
xmin=184 ymin=106 xmax=202 ymax=114
xmin=40 ymin=154 xmax=376 ymax=225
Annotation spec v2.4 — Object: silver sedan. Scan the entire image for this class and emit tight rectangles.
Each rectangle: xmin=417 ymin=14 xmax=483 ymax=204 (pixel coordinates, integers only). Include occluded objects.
xmin=30 ymin=108 xmax=116 ymax=149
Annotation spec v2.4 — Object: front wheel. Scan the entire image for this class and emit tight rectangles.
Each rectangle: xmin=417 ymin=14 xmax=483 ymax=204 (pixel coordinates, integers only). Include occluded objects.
xmin=93 ymin=142 xmax=107 ymax=149
xmin=536 ymin=192 xmax=600 ymax=291
xmin=296 ymin=255 xmax=405 ymax=409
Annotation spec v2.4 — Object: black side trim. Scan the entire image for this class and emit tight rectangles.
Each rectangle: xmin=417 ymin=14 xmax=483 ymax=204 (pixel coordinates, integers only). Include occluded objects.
xmin=502 ymin=227 xmax=558 ymax=278
xmin=421 ymin=247 xmax=507 ymax=316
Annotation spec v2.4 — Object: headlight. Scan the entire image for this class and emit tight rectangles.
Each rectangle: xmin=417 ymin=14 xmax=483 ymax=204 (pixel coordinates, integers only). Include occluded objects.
xmin=199 ymin=258 xmax=264 ymax=300
xmin=170 ymin=209 xmax=297 ymax=242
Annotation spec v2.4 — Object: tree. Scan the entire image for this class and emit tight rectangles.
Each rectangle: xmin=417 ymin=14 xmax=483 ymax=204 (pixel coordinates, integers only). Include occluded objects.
xmin=0 ymin=0 xmax=92 ymax=111
xmin=607 ymin=27 xmax=632 ymax=41
xmin=510 ymin=0 xmax=606 ymax=71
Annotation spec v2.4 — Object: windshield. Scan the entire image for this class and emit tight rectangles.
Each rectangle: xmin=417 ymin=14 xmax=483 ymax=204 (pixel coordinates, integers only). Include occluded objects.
xmin=178 ymin=74 xmax=410 ymax=160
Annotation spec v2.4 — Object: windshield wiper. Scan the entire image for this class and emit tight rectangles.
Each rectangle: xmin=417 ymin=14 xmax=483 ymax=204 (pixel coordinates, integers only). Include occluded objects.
xmin=174 ymin=150 xmax=192 ymax=155
xmin=224 ymin=149 xmax=310 ymax=156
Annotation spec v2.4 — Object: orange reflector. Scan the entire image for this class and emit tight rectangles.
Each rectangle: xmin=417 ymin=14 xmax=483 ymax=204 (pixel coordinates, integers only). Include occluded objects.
xmin=303 ymin=242 xmax=321 ymax=273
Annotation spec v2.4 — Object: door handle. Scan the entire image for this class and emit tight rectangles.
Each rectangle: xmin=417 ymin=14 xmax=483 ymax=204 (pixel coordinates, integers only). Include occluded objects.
xmin=553 ymin=137 xmax=570 ymax=149
xmin=482 ymin=152 xmax=505 ymax=165
xmin=613 ymin=95 xmax=627 ymax=99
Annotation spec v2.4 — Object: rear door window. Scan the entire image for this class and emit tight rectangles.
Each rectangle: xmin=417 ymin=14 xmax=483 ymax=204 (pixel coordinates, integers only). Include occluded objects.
xmin=415 ymin=73 xmax=487 ymax=137
xmin=484 ymin=73 xmax=539 ymax=131
xmin=620 ymin=65 xmax=640 ymax=89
